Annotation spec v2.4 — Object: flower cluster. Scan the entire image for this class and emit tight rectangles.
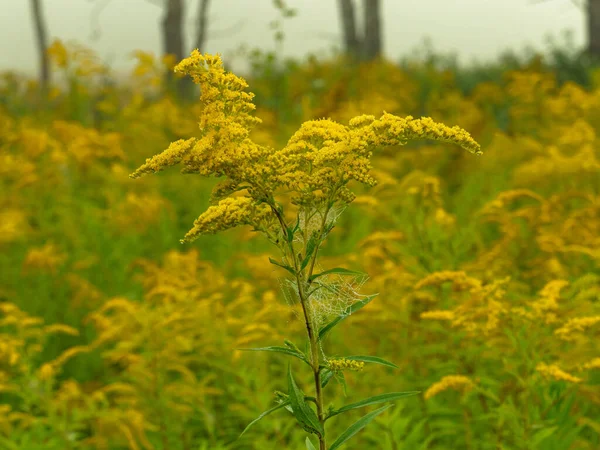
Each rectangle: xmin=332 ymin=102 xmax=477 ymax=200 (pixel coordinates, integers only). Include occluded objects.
xmin=327 ymin=358 xmax=365 ymax=372
xmin=536 ymin=363 xmax=582 ymax=384
xmin=130 ymin=52 xmax=482 ymax=244
xmin=424 ymin=375 xmax=474 ymax=400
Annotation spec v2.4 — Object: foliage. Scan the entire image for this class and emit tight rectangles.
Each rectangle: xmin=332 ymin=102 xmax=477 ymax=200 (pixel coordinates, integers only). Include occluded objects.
xmin=0 ymin=33 xmax=599 ymax=449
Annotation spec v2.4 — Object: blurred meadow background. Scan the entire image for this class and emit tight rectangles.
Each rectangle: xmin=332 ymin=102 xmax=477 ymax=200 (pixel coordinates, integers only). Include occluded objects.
xmin=1 ymin=0 xmax=599 ymax=449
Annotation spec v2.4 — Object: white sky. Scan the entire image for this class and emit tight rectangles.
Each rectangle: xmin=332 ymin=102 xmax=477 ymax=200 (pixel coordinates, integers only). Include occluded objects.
xmin=1 ymin=0 xmax=584 ymax=78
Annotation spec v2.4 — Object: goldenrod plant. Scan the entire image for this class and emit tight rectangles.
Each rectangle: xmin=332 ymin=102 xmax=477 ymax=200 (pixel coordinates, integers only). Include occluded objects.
xmin=129 ymin=50 xmax=482 ymax=450
xmin=3 ymin=37 xmax=600 ymax=449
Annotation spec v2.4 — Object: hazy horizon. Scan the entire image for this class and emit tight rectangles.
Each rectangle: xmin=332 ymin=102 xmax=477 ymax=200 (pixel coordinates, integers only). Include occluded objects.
xmin=1 ymin=0 xmax=585 ymax=78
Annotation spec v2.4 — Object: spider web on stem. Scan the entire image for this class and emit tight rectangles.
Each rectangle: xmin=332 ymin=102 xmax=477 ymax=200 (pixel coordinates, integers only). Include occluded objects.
xmin=277 ymin=266 xmax=370 ymax=361
xmin=293 ymin=202 xmax=348 ymax=246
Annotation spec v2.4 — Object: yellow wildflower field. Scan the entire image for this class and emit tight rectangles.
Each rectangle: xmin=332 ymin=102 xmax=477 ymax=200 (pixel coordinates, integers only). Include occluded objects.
xmin=0 ymin=40 xmax=598 ymax=449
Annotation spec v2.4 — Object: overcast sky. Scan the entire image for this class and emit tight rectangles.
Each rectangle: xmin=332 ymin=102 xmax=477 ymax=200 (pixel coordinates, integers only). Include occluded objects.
xmin=1 ymin=0 xmax=583 ymax=77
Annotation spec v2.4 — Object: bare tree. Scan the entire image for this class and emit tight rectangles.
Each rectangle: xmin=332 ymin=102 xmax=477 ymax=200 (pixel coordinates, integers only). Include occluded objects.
xmin=363 ymin=0 xmax=382 ymax=60
xmin=337 ymin=0 xmax=383 ymax=61
xmin=194 ymin=0 xmax=211 ymax=52
xmin=338 ymin=0 xmax=361 ymax=59
xmin=533 ymin=0 xmax=600 ymax=59
xmin=161 ymin=0 xmax=187 ymax=97
xmin=89 ymin=0 xmax=213 ymax=99
xmin=162 ymin=0 xmax=212 ymax=98
xmin=587 ymin=0 xmax=600 ymax=57
xmin=162 ymin=0 xmax=185 ymax=62
xmin=30 ymin=0 xmax=50 ymax=91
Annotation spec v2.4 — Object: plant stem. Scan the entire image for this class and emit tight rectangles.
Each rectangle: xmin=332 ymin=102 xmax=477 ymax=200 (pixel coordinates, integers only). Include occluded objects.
xmin=294 ymin=245 xmax=328 ymax=449
xmin=270 ymin=202 xmax=329 ymax=449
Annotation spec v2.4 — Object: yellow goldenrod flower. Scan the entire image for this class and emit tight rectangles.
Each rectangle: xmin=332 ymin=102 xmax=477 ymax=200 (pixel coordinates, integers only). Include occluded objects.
xmin=581 ymin=358 xmax=600 ymax=371
xmin=0 ymin=339 xmax=20 ymax=367
xmin=130 ymin=52 xmax=482 ymax=244
xmin=129 ymin=138 xmax=197 ymax=179
xmin=50 ymin=345 xmax=92 ymax=368
xmin=554 ymin=316 xmax=600 ymax=341
xmin=180 ymin=196 xmax=272 ymax=242
xmin=365 ymin=113 xmax=482 ymax=155
xmin=414 ymin=271 xmax=481 ymax=291
xmin=477 ymin=189 xmax=544 ymax=217
xmin=536 ymin=363 xmax=582 ymax=384
xmin=42 ymin=324 xmax=80 ymax=337
xmin=420 ymin=310 xmax=455 ymax=321
xmin=0 ymin=209 xmax=29 ymax=244
xmin=22 ymin=242 xmax=67 ymax=274
xmin=327 ymin=358 xmax=365 ymax=372
xmin=47 ymin=39 xmax=68 ymax=68
xmin=424 ymin=375 xmax=474 ymax=400
xmin=38 ymin=363 xmax=56 ymax=381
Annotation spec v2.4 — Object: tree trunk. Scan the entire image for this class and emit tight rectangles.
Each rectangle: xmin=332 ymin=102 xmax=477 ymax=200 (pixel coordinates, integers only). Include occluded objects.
xmin=162 ymin=0 xmax=188 ymax=99
xmin=194 ymin=0 xmax=211 ymax=51
xmin=588 ymin=0 xmax=600 ymax=58
xmin=363 ymin=0 xmax=382 ymax=61
xmin=338 ymin=0 xmax=361 ymax=60
xmin=162 ymin=0 xmax=185 ymax=60
xmin=30 ymin=0 xmax=50 ymax=92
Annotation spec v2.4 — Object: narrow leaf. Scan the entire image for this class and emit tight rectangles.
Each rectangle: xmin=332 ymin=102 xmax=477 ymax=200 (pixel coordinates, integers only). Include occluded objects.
xmin=237 ymin=346 xmax=310 ymax=366
xmin=238 ymin=400 xmax=290 ymax=439
xmin=301 ymin=234 xmax=319 ymax=270
xmin=286 ymin=216 xmax=301 ymax=243
xmin=0 ymin=436 xmax=18 ymax=450
xmin=318 ymin=294 xmax=378 ymax=341
xmin=320 ymin=368 xmax=334 ymax=388
xmin=329 ymin=404 xmax=393 ymax=450
xmin=284 ymin=339 xmax=304 ymax=354
xmin=322 ymin=221 xmax=335 ymax=239
xmin=305 ymin=437 xmax=317 ymax=450
xmin=327 ymin=391 xmax=420 ymax=420
xmin=309 ymin=267 xmax=366 ymax=283
xmin=292 ymin=215 xmax=301 ymax=234
xmin=269 ymin=257 xmax=296 ymax=276
xmin=345 ymin=355 xmax=399 ymax=369
xmin=338 ymin=372 xmax=348 ymax=397
xmin=288 ymin=364 xmax=324 ymax=436
xmin=531 ymin=426 xmax=558 ymax=447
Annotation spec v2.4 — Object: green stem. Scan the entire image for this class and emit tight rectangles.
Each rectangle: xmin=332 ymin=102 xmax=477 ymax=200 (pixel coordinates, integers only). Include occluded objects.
xmin=270 ymin=202 xmax=328 ymax=449
xmin=306 ymin=203 xmax=333 ymax=286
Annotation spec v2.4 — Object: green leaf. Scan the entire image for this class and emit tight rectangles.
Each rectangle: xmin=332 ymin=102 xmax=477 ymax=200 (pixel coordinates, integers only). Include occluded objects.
xmin=338 ymin=372 xmax=348 ymax=397
xmin=318 ymin=294 xmax=378 ymax=341
xmin=327 ymin=391 xmax=420 ymax=420
xmin=304 ymin=396 xmax=318 ymax=405
xmin=0 ymin=436 xmax=18 ymax=450
xmin=286 ymin=216 xmax=301 ymax=243
xmin=236 ymin=346 xmax=310 ymax=366
xmin=320 ymin=368 xmax=334 ymax=388
xmin=322 ymin=220 xmax=335 ymax=239
xmin=329 ymin=404 xmax=393 ymax=450
xmin=287 ymin=364 xmax=324 ymax=437
xmin=531 ymin=426 xmax=558 ymax=447
xmin=344 ymin=355 xmax=399 ymax=370
xmin=269 ymin=257 xmax=296 ymax=276
xmin=309 ymin=267 xmax=366 ymax=283
xmin=292 ymin=216 xmax=301 ymax=233
xmin=473 ymin=386 xmax=500 ymax=404
xmin=238 ymin=400 xmax=291 ymax=439
xmin=301 ymin=234 xmax=319 ymax=270
xmin=284 ymin=339 xmax=304 ymax=354
xmin=273 ymin=200 xmax=284 ymax=214
xmin=305 ymin=437 xmax=317 ymax=450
